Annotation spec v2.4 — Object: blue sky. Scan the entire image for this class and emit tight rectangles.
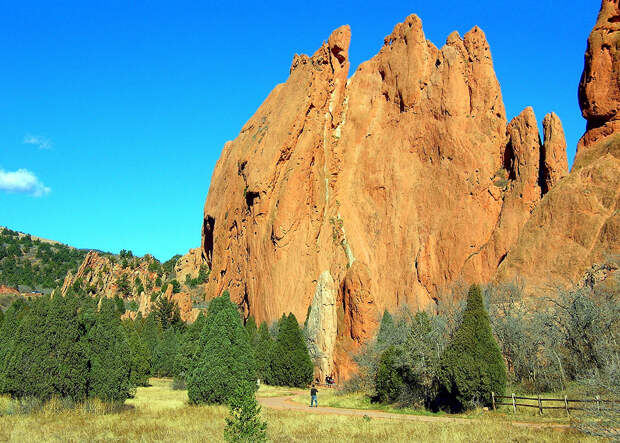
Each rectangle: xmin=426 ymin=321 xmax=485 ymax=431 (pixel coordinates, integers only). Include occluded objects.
xmin=0 ymin=1 xmax=596 ymax=260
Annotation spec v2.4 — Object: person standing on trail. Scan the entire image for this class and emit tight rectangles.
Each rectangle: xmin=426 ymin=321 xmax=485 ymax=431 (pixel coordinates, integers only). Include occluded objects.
xmin=310 ymin=384 xmax=318 ymax=407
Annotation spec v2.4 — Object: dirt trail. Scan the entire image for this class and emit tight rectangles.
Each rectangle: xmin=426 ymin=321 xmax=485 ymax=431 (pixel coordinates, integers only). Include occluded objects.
xmin=258 ymin=392 xmax=570 ymax=431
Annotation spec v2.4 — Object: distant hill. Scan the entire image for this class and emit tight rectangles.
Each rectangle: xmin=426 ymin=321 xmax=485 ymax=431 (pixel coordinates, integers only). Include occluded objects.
xmin=0 ymin=226 xmax=186 ymax=296
xmin=0 ymin=226 xmax=98 ymax=291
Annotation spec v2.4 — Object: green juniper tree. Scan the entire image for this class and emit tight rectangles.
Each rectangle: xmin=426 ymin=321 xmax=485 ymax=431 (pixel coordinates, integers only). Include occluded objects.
xmin=0 ymin=298 xmax=27 ymax=392
xmin=174 ymin=312 xmax=207 ymax=383
xmin=267 ymin=313 xmax=313 ymax=387
xmin=42 ymin=293 xmax=90 ymax=400
xmin=153 ymin=328 xmax=180 ymax=377
xmin=245 ymin=316 xmax=258 ymax=348
xmin=377 ymin=310 xmax=395 ymax=345
xmin=124 ymin=320 xmax=151 ymax=386
xmin=255 ymin=321 xmax=273 ymax=382
xmin=153 ymin=296 xmax=183 ymax=331
xmin=374 ymin=345 xmax=405 ymax=403
xmin=223 ymin=381 xmax=267 ymax=443
xmin=141 ymin=313 xmax=161 ymax=368
xmin=438 ymin=284 xmax=506 ymax=411
xmin=187 ymin=293 xmax=256 ymax=404
xmin=86 ymin=298 xmax=134 ymax=402
xmin=2 ymin=296 xmax=53 ymax=399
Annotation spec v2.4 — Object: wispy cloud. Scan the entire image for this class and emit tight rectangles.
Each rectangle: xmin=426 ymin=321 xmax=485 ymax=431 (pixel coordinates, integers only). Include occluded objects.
xmin=0 ymin=168 xmax=51 ymax=197
xmin=23 ymin=134 xmax=52 ymax=150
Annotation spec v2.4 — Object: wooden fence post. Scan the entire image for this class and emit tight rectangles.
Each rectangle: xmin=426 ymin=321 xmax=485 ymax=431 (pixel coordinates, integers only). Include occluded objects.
xmin=564 ymin=395 xmax=569 ymax=416
xmin=538 ymin=395 xmax=543 ymax=415
xmin=492 ymin=392 xmax=496 ymax=411
xmin=512 ymin=393 xmax=516 ymax=413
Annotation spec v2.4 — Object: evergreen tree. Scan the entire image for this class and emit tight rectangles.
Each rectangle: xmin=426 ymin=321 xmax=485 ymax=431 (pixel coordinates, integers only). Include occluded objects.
xmin=187 ymin=293 xmax=256 ymax=404
xmin=254 ymin=321 xmax=273 ymax=382
xmin=142 ymin=313 xmax=160 ymax=369
xmin=124 ymin=320 xmax=151 ymax=386
xmin=2 ymin=296 xmax=53 ymax=399
xmin=374 ymin=345 xmax=404 ymax=403
xmin=87 ymin=298 xmax=134 ymax=402
xmin=438 ymin=284 xmax=507 ymax=411
xmin=42 ymin=293 xmax=89 ymax=400
xmin=0 ymin=298 xmax=27 ymax=392
xmin=114 ymin=294 xmax=126 ymax=314
xmin=223 ymin=381 xmax=267 ymax=443
xmin=153 ymin=328 xmax=180 ymax=377
xmin=267 ymin=313 xmax=313 ymax=387
xmin=154 ymin=296 xmax=183 ymax=330
xmin=174 ymin=312 xmax=207 ymax=381
xmin=245 ymin=316 xmax=258 ymax=348
xmin=377 ymin=310 xmax=395 ymax=344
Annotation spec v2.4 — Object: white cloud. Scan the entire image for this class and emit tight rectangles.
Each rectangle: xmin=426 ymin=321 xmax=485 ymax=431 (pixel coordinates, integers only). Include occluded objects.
xmin=23 ymin=134 xmax=52 ymax=150
xmin=0 ymin=168 xmax=51 ymax=197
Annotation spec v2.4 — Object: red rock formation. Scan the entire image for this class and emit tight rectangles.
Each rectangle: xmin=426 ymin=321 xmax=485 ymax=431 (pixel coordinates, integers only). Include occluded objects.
xmin=174 ymin=247 xmax=204 ymax=283
xmin=541 ymin=112 xmax=569 ymax=192
xmin=200 ymin=2 xmax=617 ymax=377
xmin=496 ymin=0 xmax=619 ymax=292
xmin=63 ymin=251 xmax=201 ymax=323
xmin=578 ymin=0 xmax=620 ymax=150
xmin=0 ymin=285 xmax=20 ymax=296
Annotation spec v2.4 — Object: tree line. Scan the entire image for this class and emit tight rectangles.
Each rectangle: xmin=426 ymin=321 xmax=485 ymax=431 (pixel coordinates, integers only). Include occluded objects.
xmin=0 ymin=289 xmax=314 ymax=410
xmin=354 ymin=276 xmax=619 ymax=414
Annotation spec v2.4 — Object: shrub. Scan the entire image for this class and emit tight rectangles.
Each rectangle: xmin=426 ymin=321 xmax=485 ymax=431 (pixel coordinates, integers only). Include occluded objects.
xmin=438 ymin=284 xmax=506 ymax=412
xmin=223 ymin=381 xmax=267 ymax=443
xmin=374 ymin=346 xmax=404 ymax=403
xmin=171 ymin=377 xmax=186 ymax=390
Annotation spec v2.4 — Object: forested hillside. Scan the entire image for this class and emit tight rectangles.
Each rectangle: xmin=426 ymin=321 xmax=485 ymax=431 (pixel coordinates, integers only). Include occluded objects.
xmin=0 ymin=227 xmax=94 ymax=291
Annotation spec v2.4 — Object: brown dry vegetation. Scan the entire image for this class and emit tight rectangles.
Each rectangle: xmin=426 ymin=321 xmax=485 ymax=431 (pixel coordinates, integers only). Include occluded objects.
xmin=0 ymin=379 xmax=599 ymax=442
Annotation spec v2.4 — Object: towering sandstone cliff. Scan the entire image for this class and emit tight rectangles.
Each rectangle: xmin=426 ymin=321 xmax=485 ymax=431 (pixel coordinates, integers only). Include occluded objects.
xmin=198 ymin=1 xmax=618 ymax=377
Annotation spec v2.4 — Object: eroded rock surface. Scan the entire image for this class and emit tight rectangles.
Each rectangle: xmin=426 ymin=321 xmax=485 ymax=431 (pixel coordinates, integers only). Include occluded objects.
xmin=305 ymin=271 xmax=338 ymax=378
xmin=62 ymin=251 xmax=200 ymax=323
xmin=496 ymin=1 xmax=620 ymax=292
xmin=578 ymin=0 xmax=620 ymax=150
xmin=200 ymin=2 xmax=618 ymax=377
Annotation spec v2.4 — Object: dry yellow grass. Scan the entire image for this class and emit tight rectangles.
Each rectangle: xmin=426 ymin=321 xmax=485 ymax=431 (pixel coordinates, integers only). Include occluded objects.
xmin=0 ymin=379 xmax=600 ymax=442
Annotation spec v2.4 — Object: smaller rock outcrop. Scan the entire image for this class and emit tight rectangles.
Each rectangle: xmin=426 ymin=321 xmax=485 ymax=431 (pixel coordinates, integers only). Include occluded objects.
xmin=174 ymin=247 xmax=205 ymax=283
xmin=305 ymin=271 xmax=338 ymax=378
xmin=63 ymin=251 xmax=203 ymax=323
xmin=340 ymin=261 xmax=378 ymax=345
xmin=541 ymin=112 xmax=569 ymax=192
xmin=0 ymin=285 xmax=20 ymax=296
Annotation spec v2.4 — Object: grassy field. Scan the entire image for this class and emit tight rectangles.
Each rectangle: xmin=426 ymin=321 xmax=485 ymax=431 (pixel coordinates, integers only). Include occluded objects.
xmin=0 ymin=379 xmax=599 ymax=442
xmin=290 ymin=387 xmax=578 ymax=424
